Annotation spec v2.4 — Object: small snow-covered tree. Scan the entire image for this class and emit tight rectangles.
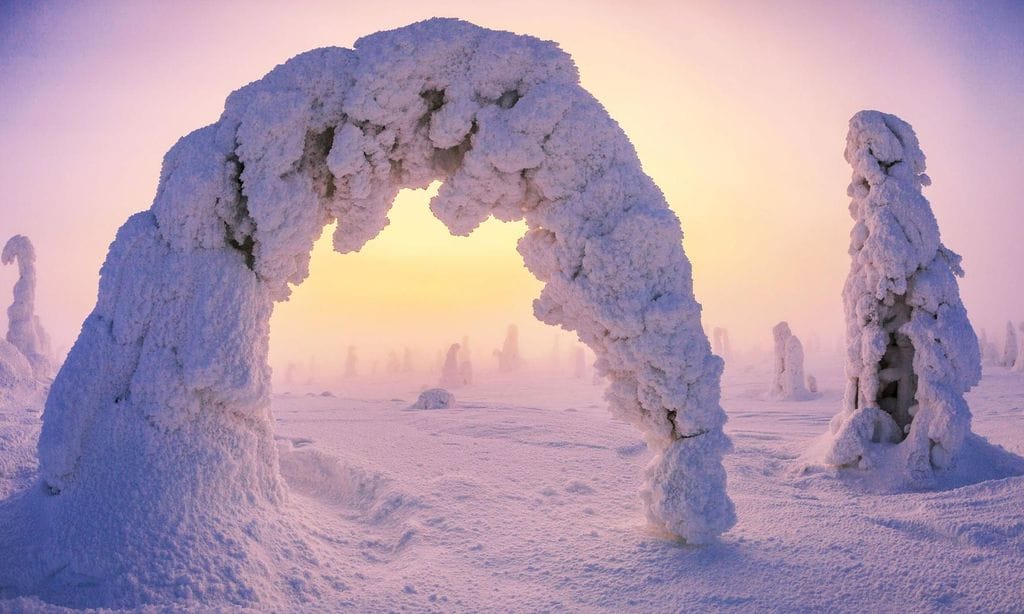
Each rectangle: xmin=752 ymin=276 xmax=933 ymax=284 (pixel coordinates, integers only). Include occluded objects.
xmin=818 ymin=111 xmax=982 ymax=478
xmin=573 ymin=345 xmax=586 ymax=379
xmin=439 ymin=343 xmax=463 ymax=388
xmin=1014 ymin=323 xmax=1024 ymax=373
xmin=711 ymin=326 xmax=733 ymax=361
xmin=2 ymin=235 xmax=52 ymax=380
xmin=385 ymin=350 xmax=401 ymax=375
xmin=344 ymin=346 xmax=358 ymax=378
xmin=1003 ymin=321 xmax=1017 ymax=368
xmin=768 ymin=322 xmax=811 ymax=401
xmin=494 ymin=324 xmax=523 ymax=372
xmin=402 ymin=347 xmax=414 ymax=373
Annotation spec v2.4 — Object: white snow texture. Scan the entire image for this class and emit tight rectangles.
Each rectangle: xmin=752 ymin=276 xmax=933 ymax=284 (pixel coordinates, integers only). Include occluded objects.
xmin=820 ymin=110 xmax=982 ymax=479
xmin=2 ymin=235 xmax=52 ymax=381
xmin=25 ymin=18 xmax=732 ymax=605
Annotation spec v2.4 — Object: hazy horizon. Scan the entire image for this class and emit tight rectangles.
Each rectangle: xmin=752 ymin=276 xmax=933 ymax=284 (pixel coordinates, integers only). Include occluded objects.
xmin=2 ymin=0 xmax=1022 ymax=379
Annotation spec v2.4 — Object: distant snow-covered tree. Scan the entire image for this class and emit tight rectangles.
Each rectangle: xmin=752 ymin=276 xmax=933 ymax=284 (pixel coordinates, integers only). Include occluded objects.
xmin=2 ymin=235 xmax=53 ymax=380
xmin=344 ymin=346 xmax=358 ymax=378
xmin=1003 ymin=321 xmax=1017 ymax=368
xmin=768 ymin=322 xmax=812 ymax=401
xmin=494 ymin=324 xmax=523 ymax=372
xmin=439 ymin=343 xmax=463 ymax=388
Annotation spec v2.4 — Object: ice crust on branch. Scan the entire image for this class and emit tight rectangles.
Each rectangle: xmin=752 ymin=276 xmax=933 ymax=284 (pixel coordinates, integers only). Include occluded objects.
xmin=2 ymin=235 xmax=52 ymax=381
xmin=768 ymin=322 xmax=812 ymax=401
xmin=816 ymin=110 xmax=982 ymax=480
xmin=24 ymin=19 xmax=732 ymax=606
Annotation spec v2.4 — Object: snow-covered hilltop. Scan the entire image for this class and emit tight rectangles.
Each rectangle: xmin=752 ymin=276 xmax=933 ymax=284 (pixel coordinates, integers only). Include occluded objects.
xmin=5 ymin=18 xmax=731 ymax=608
xmin=811 ymin=111 xmax=991 ymax=483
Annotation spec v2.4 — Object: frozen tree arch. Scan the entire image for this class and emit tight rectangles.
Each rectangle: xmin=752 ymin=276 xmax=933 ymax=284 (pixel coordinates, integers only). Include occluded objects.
xmin=35 ymin=18 xmax=733 ymax=597
xmin=818 ymin=111 xmax=982 ymax=479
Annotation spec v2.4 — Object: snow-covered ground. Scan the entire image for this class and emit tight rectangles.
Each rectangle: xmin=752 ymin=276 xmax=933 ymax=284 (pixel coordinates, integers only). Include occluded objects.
xmin=2 ymin=356 xmax=1022 ymax=611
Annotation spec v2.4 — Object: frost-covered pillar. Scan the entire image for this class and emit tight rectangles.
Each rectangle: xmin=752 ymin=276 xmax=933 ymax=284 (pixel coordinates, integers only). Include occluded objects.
xmin=33 ymin=20 xmax=733 ymax=600
xmin=820 ymin=110 xmax=981 ymax=477
xmin=2 ymin=235 xmax=52 ymax=380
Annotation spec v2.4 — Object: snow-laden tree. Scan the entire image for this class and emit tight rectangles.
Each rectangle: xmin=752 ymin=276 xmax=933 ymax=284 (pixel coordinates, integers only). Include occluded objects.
xmin=439 ymin=343 xmax=463 ymax=388
xmin=2 ymin=235 xmax=52 ymax=380
xmin=344 ymin=346 xmax=358 ymax=378
xmin=385 ymin=350 xmax=401 ymax=375
xmin=711 ymin=326 xmax=731 ymax=361
xmin=402 ymin=347 xmax=414 ymax=372
xmin=494 ymin=324 xmax=523 ymax=372
xmin=1003 ymin=321 xmax=1017 ymax=368
xmin=768 ymin=322 xmax=812 ymax=401
xmin=1013 ymin=323 xmax=1024 ymax=373
xmin=573 ymin=345 xmax=586 ymax=379
xmin=23 ymin=19 xmax=733 ymax=605
xmin=818 ymin=110 xmax=982 ymax=478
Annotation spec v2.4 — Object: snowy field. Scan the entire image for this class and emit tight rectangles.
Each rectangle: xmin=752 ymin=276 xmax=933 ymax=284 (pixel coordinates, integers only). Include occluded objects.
xmin=3 ymin=357 xmax=1022 ymax=612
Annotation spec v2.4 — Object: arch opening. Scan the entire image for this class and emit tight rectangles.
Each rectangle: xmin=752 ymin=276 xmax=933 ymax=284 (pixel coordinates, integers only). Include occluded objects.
xmin=24 ymin=19 xmax=734 ymax=604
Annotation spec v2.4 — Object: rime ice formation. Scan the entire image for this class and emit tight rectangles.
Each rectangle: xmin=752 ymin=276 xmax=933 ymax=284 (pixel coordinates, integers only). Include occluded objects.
xmin=411 ymin=387 xmax=456 ymax=409
xmin=768 ymin=322 xmax=811 ymax=401
xmin=806 ymin=374 xmax=818 ymax=394
xmin=818 ymin=111 xmax=982 ymax=478
xmin=2 ymin=235 xmax=52 ymax=380
xmin=439 ymin=343 xmax=463 ymax=388
xmin=494 ymin=324 xmax=523 ymax=372
xmin=27 ymin=19 xmax=732 ymax=605
xmin=1003 ymin=322 xmax=1018 ymax=368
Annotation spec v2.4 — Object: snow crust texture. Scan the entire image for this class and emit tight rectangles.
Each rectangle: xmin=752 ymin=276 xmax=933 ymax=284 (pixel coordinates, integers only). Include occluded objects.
xmin=820 ymin=111 xmax=982 ymax=481
xmin=2 ymin=236 xmax=52 ymax=381
xmin=23 ymin=18 xmax=731 ymax=607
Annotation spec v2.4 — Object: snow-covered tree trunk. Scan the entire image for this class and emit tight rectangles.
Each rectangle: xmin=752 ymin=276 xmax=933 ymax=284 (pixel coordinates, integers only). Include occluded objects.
xmin=819 ymin=110 xmax=981 ymax=478
xmin=25 ymin=20 xmax=734 ymax=604
xmin=2 ymin=235 xmax=52 ymax=380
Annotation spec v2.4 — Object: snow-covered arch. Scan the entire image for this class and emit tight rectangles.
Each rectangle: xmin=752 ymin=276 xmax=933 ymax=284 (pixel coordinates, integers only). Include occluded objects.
xmin=35 ymin=19 xmax=733 ymax=596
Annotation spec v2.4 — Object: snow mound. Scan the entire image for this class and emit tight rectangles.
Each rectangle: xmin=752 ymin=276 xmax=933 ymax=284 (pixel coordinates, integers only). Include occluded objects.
xmin=412 ymin=388 xmax=456 ymax=410
xmin=12 ymin=18 xmax=731 ymax=609
xmin=809 ymin=110 xmax=986 ymax=483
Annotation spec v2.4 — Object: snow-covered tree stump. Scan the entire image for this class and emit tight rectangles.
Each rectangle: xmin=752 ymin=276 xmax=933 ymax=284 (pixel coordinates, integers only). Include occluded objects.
xmin=818 ymin=110 xmax=982 ymax=478
xmin=26 ymin=19 xmax=734 ymax=605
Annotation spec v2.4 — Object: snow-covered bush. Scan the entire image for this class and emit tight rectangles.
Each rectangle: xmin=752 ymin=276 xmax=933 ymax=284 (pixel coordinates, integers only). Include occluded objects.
xmin=494 ymin=324 xmax=523 ymax=372
xmin=768 ymin=322 xmax=812 ymax=401
xmin=2 ymin=235 xmax=52 ymax=380
xmin=23 ymin=19 xmax=733 ymax=605
xmin=411 ymin=387 xmax=456 ymax=409
xmin=816 ymin=110 xmax=982 ymax=478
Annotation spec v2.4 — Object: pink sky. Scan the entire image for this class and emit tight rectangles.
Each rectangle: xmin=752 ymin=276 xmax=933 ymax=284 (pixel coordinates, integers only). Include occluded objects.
xmin=1 ymin=1 xmax=1022 ymax=372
